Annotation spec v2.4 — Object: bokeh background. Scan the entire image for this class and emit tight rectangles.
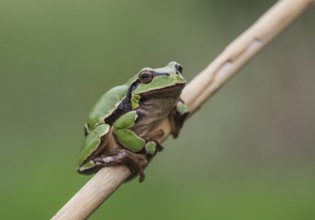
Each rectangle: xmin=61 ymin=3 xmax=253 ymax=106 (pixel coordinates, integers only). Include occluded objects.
xmin=1 ymin=0 xmax=315 ymax=219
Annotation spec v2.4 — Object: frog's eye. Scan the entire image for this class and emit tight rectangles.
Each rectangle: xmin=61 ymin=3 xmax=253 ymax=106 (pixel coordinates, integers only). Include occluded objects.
xmin=174 ymin=63 xmax=183 ymax=74
xmin=139 ymin=70 xmax=153 ymax=84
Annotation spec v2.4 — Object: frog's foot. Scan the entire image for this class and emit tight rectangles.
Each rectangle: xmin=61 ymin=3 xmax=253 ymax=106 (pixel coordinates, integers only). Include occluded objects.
xmin=141 ymin=139 xmax=164 ymax=159
xmin=93 ymin=149 xmax=149 ymax=182
xmin=144 ymin=130 xmax=164 ymax=154
xmin=169 ymin=99 xmax=189 ymax=138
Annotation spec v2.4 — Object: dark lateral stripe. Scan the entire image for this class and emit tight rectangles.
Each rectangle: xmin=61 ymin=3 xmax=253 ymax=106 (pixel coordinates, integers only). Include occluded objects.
xmin=104 ymin=80 xmax=139 ymax=125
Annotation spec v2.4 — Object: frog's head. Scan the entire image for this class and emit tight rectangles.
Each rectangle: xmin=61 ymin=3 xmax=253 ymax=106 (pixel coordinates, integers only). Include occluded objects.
xmin=132 ymin=61 xmax=186 ymax=96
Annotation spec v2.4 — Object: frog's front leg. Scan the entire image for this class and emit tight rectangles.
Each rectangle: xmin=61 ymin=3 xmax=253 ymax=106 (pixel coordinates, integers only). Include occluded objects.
xmin=93 ymin=149 xmax=148 ymax=182
xmin=169 ymin=99 xmax=189 ymax=138
xmin=113 ymin=110 xmax=160 ymax=155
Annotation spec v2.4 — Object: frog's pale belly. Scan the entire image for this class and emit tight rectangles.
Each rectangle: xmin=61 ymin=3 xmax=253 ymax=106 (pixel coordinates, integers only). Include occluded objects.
xmin=132 ymin=85 xmax=183 ymax=138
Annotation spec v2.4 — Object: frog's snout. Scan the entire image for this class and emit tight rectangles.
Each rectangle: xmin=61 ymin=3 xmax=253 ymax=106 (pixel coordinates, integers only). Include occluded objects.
xmin=174 ymin=63 xmax=183 ymax=74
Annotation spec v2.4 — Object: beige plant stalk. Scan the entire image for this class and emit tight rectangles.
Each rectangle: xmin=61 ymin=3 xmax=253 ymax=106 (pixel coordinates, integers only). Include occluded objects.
xmin=52 ymin=0 xmax=315 ymax=219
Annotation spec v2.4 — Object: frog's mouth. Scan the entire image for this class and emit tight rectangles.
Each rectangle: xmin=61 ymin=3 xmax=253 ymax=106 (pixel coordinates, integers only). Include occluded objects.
xmin=140 ymin=83 xmax=185 ymax=98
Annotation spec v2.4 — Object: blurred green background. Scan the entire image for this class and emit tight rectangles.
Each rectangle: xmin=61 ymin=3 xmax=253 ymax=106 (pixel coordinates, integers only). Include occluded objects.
xmin=1 ymin=0 xmax=315 ymax=219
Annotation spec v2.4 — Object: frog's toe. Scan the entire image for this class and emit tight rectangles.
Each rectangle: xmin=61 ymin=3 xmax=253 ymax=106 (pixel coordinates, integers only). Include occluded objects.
xmin=77 ymin=160 xmax=98 ymax=174
xmin=144 ymin=140 xmax=164 ymax=156
xmin=93 ymin=149 xmax=148 ymax=182
xmin=169 ymin=102 xmax=189 ymax=138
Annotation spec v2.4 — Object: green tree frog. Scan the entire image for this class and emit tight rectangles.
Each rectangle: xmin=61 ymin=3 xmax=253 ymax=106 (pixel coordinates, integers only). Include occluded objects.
xmin=77 ymin=62 xmax=189 ymax=182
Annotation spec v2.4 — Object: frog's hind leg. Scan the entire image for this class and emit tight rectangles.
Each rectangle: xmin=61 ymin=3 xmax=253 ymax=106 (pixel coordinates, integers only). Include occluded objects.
xmin=93 ymin=149 xmax=149 ymax=182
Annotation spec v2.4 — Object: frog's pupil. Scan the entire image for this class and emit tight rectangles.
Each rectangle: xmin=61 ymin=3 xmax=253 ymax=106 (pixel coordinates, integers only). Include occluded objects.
xmin=139 ymin=71 xmax=153 ymax=83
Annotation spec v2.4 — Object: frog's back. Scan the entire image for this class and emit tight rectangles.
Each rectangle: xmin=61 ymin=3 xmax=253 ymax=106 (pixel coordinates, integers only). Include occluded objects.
xmin=87 ymin=84 xmax=129 ymax=129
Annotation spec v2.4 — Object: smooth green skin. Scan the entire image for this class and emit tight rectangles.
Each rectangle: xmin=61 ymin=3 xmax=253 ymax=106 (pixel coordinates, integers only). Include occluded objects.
xmin=78 ymin=124 xmax=110 ymax=171
xmin=77 ymin=62 xmax=186 ymax=172
xmin=112 ymin=111 xmax=145 ymax=152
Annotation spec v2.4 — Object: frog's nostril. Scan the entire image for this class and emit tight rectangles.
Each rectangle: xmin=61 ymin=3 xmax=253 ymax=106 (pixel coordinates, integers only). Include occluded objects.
xmin=175 ymin=63 xmax=183 ymax=74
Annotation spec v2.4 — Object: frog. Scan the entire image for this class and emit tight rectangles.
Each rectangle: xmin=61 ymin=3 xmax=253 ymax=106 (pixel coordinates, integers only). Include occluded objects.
xmin=77 ymin=61 xmax=189 ymax=182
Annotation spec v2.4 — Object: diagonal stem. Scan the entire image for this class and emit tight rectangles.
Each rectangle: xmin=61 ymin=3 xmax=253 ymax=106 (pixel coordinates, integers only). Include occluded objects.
xmin=52 ymin=0 xmax=315 ymax=219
